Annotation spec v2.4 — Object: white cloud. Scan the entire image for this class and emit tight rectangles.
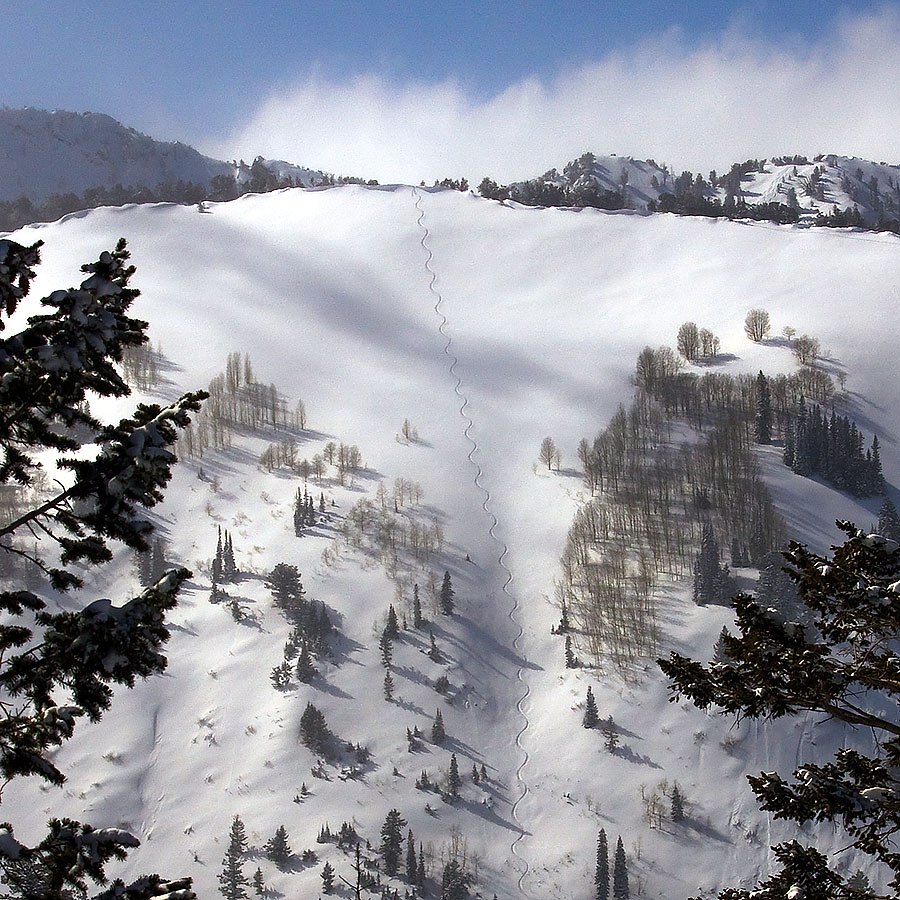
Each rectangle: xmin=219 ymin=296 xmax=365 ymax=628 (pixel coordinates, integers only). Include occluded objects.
xmin=204 ymin=9 xmax=900 ymax=185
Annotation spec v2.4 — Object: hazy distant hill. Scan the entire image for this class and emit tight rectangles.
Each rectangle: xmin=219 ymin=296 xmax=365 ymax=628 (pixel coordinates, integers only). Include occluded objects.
xmin=0 ymin=108 xmax=329 ymax=219
xmin=0 ymin=108 xmax=234 ymax=203
xmin=3 ymin=108 xmax=899 ymax=234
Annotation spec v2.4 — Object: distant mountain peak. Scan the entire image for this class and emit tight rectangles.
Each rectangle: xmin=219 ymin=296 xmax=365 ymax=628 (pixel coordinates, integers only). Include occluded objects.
xmin=0 ymin=107 xmax=329 ymax=208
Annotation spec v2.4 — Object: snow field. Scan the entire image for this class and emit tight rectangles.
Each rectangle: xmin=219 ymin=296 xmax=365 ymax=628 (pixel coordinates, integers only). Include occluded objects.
xmin=6 ymin=185 xmax=900 ymax=898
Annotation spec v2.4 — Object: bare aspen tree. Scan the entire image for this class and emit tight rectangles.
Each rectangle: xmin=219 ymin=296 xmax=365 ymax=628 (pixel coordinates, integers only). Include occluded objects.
xmin=562 ymin=351 xmax=785 ymax=670
xmin=539 ymin=436 xmax=558 ymax=470
xmin=676 ymin=322 xmax=700 ymax=361
xmin=744 ymin=308 xmax=771 ymax=342
xmin=792 ymin=334 xmax=820 ymax=365
xmin=401 ymin=418 xmax=418 ymax=442
xmin=698 ymin=328 xmax=720 ymax=360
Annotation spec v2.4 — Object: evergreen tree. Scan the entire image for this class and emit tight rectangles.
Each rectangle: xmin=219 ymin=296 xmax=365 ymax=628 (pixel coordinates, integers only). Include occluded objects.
xmin=660 ymin=522 xmax=900 ymax=895
xmin=447 ymin=753 xmax=461 ymax=800
xmin=559 ymin=600 xmax=570 ymax=632
xmin=583 ymin=685 xmax=599 ymax=728
xmin=671 ymin=784 xmax=685 ymax=822
xmin=229 ymin=814 xmax=249 ymax=854
xmin=413 ymin=583 xmax=423 ymax=629
xmin=747 ymin=515 xmax=771 ymax=568
xmin=432 ymin=708 xmax=446 ymax=744
xmin=595 ymin=829 xmax=609 ymax=900
xmin=712 ymin=626 xmax=734 ymax=666
xmin=385 ymin=603 xmax=400 ymax=639
xmin=878 ymin=497 xmax=900 ymax=541
xmin=223 ymin=530 xmax=237 ymax=581
xmin=754 ymin=370 xmax=772 ymax=444
xmin=251 ymin=867 xmax=265 ymax=896
xmin=786 ymin=401 xmax=883 ymax=498
xmin=417 ymin=845 xmax=426 ymax=888
xmin=380 ymin=809 xmax=407 ymax=876
xmin=212 ymin=526 xmax=224 ymax=585
xmin=294 ymin=488 xmax=306 ymax=537
xmin=792 ymin=398 xmax=810 ymax=474
xmin=756 ymin=552 xmax=800 ymax=618
xmin=384 ymin=669 xmax=395 ymax=701
xmin=612 ymin=836 xmax=629 ymax=900
xmin=406 ymin=829 xmax=417 ymax=883
xmin=429 ymin=630 xmax=441 ymax=662
xmin=321 ymin=861 xmax=335 ymax=894
xmin=295 ymin=640 xmax=317 ymax=683
xmin=337 ymin=821 xmax=358 ymax=849
xmin=847 ymin=870 xmax=873 ymax=895
xmin=265 ymin=824 xmax=292 ymax=868
xmin=564 ymin=634 xmax=578 ymax=668
xmin=380 ymin=629 xmax=394 ymax=669
xmin=270 ymin=661 xmax=291 ymax=689
xmin=266 ymin=562 xmax=306 ymax=621
xmin=439 ymin=570 xmax=455 ymax=615
xmin=0 ymin=238 xmax=203 ymax=899
xmin=219 ymin=816 xmax=250 ymax=900
xmin=602 ymin=716 xmax=619 ymax=752
xmin=300 ymin=702 xmax=331 ymax=754
xmin=441 ymin=859 xmax=470 ymax=900
xmin=871 ymin=434 xmax=886 ymax=495
xmin=782 ymin=426 xmax=795 ymax=468
xmin=693 ymin=524 xmax=729 ymax=605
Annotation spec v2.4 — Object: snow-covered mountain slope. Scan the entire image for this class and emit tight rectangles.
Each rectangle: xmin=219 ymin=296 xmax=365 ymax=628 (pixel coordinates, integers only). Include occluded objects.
xmin=233 ymin=156 xmax=329 ymax=190
xmin=514 ymin=152 xmax=900 ymax=224
xmin=5 ymin=188 xmax=900 ymax=899
xmin=0 ymin=108 xmax=232 ymax=203
xmin=0 ymin=108 xmax=329 ymax=205
xmin=730 ymin=155 xmax=900 ymax=223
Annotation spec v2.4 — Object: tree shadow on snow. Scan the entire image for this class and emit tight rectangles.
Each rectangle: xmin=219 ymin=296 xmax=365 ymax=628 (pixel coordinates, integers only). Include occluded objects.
xmin=391 ymin=696 xmax=427 ymax=716
xmin=460 ymin=795 xmax=522 ymax=833
xmin=312 ymin=679 xmax=354 ymax=701
xmin=611 ymin=744 xmax=662 ymax=769
xmin=683 ymin=816 xmax=731 ymax=843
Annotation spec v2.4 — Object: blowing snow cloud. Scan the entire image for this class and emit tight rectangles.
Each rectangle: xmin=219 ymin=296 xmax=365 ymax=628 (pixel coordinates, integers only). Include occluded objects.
xmin=206 ymin=9 xmax=900 ymax=185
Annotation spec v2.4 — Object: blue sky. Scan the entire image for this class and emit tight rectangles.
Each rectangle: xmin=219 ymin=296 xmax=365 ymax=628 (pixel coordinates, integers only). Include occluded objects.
xmin=4 ymin=2 xmax=900 ymax=181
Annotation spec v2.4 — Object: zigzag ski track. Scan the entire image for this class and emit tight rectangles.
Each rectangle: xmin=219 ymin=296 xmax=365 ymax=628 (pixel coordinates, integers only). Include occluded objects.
xmin=413 ymin=188 xmax=535 ymax=896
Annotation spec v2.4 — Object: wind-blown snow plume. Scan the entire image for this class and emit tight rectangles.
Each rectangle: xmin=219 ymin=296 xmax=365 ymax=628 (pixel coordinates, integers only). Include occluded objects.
xmin=208 ymin=9 xmax=900 ymax=184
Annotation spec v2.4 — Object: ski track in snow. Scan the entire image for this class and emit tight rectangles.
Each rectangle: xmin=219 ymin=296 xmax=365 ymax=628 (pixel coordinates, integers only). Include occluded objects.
xmin=413 ymin=188 xmax=534 ymax=896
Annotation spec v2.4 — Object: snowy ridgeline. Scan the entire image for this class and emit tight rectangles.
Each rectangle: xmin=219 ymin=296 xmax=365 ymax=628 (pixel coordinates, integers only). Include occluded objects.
xmin=3 ymin=107 xmax=900 ymax=234
xmin=3 ymin=185 xmax=900 ymax=900
xmin=487 ymin=151 xmax=900 ymax=228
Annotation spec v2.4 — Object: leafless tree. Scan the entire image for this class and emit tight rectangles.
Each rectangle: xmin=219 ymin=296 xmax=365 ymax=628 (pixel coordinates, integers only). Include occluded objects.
xmin=744 ymin=308 xmax=771 ymax=342
xmin=698 ymin=328 xmax=720 ymax=360
xmin=401 ymin=418 xmax=419 ymax=443
xmin=676 ymin=322 xmax=700 ymax=361
xmin=539 ymin=436 xmax=558 ymax=470
xmin=792 ymin=334 xmax=820 ymax=366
